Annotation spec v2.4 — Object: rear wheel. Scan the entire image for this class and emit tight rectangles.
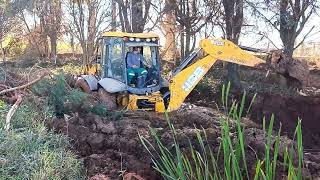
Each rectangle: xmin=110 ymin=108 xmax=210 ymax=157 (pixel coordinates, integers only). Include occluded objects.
xmin=75 ymin=78 xmax=91 ymax=93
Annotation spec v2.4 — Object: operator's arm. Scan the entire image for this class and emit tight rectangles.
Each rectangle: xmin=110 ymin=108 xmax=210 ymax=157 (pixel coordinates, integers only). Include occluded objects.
xmin=139 ymin=54 xmax=149 ymax=67
xmin=127 ymin=53 xmax=134 ymax=67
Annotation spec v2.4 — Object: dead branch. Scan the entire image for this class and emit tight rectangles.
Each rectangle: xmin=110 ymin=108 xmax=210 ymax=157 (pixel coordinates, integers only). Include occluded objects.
xmin=0 ymin=73 xmax=47 ymax=95
xmin=4 ymin=94 xmax=23 ymax=131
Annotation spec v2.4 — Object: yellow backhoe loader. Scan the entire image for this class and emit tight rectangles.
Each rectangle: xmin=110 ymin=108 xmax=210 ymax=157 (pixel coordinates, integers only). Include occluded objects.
xmin=77 ymin=32 xmax=266 ymax=112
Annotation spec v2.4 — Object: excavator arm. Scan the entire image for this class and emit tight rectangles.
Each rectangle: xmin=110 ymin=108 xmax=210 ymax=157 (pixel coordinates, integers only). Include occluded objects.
xmin=166 ymin=38 xmax=266 ymax=112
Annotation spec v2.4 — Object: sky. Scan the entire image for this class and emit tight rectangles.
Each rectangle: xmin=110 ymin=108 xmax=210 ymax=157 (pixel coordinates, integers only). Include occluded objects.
xmin=153 ymin=3 xmax=320 ymax=51
xmin=22 ymin=1 xmax=320 ymax=53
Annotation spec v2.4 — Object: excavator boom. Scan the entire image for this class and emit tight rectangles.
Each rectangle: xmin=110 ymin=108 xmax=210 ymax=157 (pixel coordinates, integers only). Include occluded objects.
xmin=166 ymin=38 xmax=266 ymax=112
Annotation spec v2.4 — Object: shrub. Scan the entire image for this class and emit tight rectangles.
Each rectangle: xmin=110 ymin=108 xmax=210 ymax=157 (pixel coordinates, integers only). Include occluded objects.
xmin=65 ymin=89 xmax=90 ymax=108
xmin=49 ymin=73 xmax=68 ymax=118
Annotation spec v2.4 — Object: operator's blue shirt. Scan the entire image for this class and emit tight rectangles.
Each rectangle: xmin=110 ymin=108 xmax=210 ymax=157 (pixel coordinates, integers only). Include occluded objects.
xmin=127 ymin=52 xmax=144 ymax=68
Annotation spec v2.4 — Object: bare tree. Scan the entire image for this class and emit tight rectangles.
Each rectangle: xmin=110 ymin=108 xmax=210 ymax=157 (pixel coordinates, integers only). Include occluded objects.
xmin=36 ymin=0 xmax=62 ymax=63
xmin=161 ymin=0 xmax=178 ymax=62
xmin=65 ymin=0 xmax=111 ymax=64
xmin=222 ymin=0 xmax=244 ymax=88
xmin=111 ymin=0 xmax=117 ymax=31
xmin=116 ymin=0 xmax=151 ymax=33
xmin=247 ymin=0 xmax=319 ymax=57
xmin=174 ymin=0 xmax=218 ymax=59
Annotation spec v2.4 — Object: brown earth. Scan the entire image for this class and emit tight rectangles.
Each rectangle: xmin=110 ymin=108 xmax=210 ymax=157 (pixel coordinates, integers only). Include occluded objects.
xmin=46 ymin=104 xmax=320 ymax=179
xmin=250 ymin=94 xmax=320 ymax=149
xmin=189 ymin=88 xmax=320 ymax=149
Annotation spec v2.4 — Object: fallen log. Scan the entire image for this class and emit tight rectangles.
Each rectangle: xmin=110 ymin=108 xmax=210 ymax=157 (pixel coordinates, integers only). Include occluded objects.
xmin=0 ymin=73 xmax=47 ymax=95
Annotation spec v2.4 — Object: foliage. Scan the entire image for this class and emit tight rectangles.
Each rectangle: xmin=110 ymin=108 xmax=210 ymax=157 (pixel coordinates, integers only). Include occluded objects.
xmin=88 ymin=103 xmax=109 ymax=116
xmin=49 ymin=73 xmax=67 ymax=118
xmin=140 ymin=82 xmax=304 ymax=179
xmin=0 ymin=100 xmax=9 ymax=128
xmin=65 ymin=89 xmax=90 ymax=107
xmin=0 ymin=96 xmax=84 ymax=179
xmin=31 ymin=78 xmax=52 ymax=96
xmin=0 ymin=100 xmax=5 ymax=109
xmin=0 ymin=124 xmax=84 ymax=180
xmin=57 ymin=64 xmax=83 ymax=75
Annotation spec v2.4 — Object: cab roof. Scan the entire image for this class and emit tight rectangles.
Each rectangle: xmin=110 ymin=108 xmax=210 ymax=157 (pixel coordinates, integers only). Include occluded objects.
xmin=101 ymin=31 xmax=159 ymax=38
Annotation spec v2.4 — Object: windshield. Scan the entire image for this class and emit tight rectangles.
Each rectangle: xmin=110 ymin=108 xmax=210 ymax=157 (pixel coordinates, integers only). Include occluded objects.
xmin=125 ymin=45 xmax=159 ymax=68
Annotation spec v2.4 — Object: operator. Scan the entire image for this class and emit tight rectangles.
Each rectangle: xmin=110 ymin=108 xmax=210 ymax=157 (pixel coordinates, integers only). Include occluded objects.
xmin=126 ymin=47 xmax=148 ymax=85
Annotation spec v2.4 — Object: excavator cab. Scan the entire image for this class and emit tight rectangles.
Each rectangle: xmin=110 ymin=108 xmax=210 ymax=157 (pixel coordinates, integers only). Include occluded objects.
xmin=93 ymin=32 xmax=163 ymax=95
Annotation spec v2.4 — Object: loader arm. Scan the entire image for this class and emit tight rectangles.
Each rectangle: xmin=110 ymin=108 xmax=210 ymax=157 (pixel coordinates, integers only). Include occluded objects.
xmin=166 ymin=38 xmax=266 ymax=112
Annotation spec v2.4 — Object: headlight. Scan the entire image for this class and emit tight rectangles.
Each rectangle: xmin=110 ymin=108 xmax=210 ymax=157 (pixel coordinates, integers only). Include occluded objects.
xmin=129 ymin=37 xmax=135 ymax=41
xmin=146 ymin=38 xmax=151 ymax=42
xmin=135 ymin=38 xmax=141 ymax=42
xmin=151 ymin=38 xmax=156 ymax=41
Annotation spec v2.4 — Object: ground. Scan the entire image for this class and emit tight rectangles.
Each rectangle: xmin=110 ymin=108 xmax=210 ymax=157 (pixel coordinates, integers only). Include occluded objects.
xmin=46 ymin=104 xmax=320 ymax=179
xmin=1 ymin=59 xmax=320 ymax=179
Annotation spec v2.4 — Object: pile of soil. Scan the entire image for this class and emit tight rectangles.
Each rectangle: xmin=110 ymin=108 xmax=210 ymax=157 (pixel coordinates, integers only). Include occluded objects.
xmin=46 ymin=104 xmax=320 ymax=179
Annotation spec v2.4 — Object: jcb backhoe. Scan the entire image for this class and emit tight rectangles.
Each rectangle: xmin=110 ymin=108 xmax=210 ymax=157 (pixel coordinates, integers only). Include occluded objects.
xmin=77 ymin=32 xmax=266 ymax=112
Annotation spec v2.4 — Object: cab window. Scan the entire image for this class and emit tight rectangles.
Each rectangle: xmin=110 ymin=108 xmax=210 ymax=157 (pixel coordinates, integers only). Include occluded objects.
xmin=106 ymin=38 xmax=125 ymax=82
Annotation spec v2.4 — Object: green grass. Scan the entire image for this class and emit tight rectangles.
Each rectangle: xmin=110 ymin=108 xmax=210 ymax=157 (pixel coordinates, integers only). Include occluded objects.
xmin=0 ymin=98 xmax=85 ymax=179
xmin=140 ymin=82 xmax=304 ymax=180
xmin=0 ymin=124 xmax=84 ymax=180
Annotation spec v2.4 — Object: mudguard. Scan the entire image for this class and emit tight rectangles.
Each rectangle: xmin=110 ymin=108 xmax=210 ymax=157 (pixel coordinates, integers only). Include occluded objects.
xmin=98 ymin=78 xmax=127 ymax=93
xmin=80 ymin=75 xmax=99 ymax=91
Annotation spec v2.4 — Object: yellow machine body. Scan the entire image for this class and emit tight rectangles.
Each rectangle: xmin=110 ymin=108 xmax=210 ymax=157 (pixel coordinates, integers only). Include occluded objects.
xmin=127 ymin=93 xmax=166 ymax=112
xmin=82 ymin=32 xmax=266 ymax=112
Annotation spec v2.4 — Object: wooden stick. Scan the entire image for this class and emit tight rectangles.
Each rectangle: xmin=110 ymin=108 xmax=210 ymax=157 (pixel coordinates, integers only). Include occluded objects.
xmin=5 ymin=95 xmax=23 ymax=131
xmin=0 ymin=74 xmax=47 ymax=95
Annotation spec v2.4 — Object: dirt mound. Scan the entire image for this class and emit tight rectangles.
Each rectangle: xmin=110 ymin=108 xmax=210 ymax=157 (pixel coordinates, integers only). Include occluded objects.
xmin=46 ymin=112 xmax=164 ymax=179
xmin=46 ymin=104 xmax=320 ymax=179
xmin=251 ymin=94 xmax=320 ymax=149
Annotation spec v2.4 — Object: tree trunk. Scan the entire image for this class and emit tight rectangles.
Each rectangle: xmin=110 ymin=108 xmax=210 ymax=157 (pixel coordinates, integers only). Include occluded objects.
xmin=131 ymin=0 xmax=144 ymax=32
xmin=162 ymin=0 xmax=177 ymax=62
xmin=70 ymin=34 xmax=75 ymax=58
xmin=180 ymin=28 xmax=185 ymax=61
xmin=111 ymin=0 xmax=117 ymax=31
xmin=50 ymin=34 xmax=57 ymax=64
xmin=223 ymin=0 xmax=243 ymax=89
xmin=87 ymin=1 xmax=97 ymax=64
xmin=185 ymin=27 xmax=191 ymax=56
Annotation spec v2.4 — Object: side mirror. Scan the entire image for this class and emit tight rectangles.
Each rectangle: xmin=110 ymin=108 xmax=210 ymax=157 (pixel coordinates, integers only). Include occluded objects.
xmin=96 ymin=55 xmax=102 ymax=64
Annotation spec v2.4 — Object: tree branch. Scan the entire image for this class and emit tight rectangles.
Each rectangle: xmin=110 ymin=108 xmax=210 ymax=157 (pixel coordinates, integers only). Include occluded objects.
xmin=4 ymin=94 xmax=22 ymax=131
xmin=294 ymin=25 xmax=315 ymax=50
xmin=0 ymin=73 xmax=48 ymax=95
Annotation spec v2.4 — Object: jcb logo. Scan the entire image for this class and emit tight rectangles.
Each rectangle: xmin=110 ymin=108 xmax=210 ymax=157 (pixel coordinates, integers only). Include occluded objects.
xmin=182 ymin=66 xmax=205 ymax=92
xmin=212 ymin=40 xmax=225 ymax=46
